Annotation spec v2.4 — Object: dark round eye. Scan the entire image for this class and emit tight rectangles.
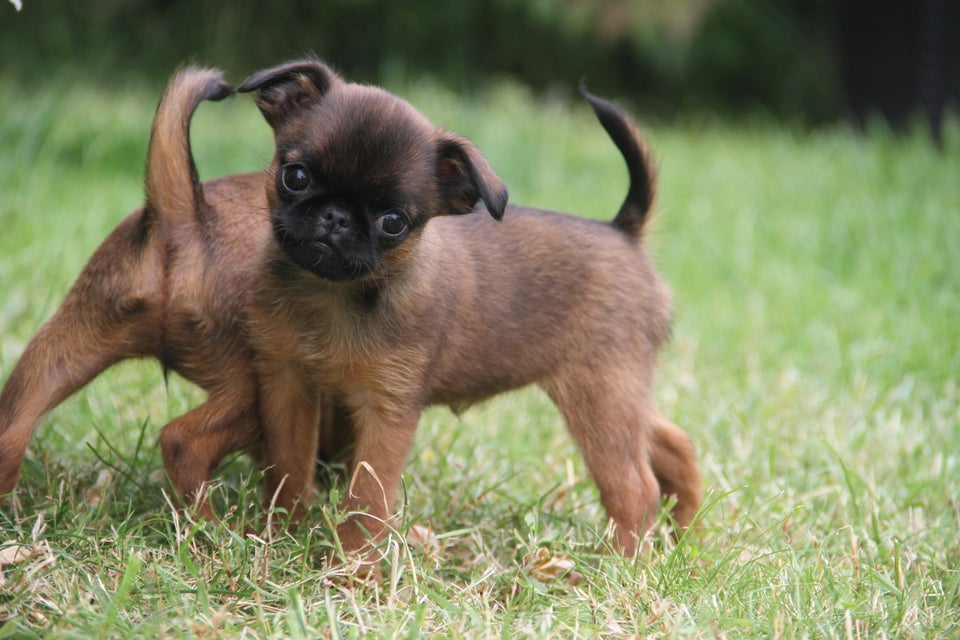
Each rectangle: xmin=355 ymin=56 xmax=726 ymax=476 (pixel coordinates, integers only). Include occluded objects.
xmin=280 ymin=163 xmax=310 ymax=193
xmin=376 ymin=212 xmax=408 ymax=237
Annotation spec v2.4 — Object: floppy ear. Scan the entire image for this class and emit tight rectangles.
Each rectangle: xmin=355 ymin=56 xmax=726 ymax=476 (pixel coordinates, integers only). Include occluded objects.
xmin=237 ymin=57 xmax=340 ymax=129
xmin=436 ymin=136 xmax=508 ymax=220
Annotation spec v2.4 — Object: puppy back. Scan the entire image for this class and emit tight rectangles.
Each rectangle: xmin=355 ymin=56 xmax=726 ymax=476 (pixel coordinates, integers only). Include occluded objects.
xmin=581 ymin=89 xmax=657 ymax=241
xmin=144 ymin=67 xmax=233 ymax=228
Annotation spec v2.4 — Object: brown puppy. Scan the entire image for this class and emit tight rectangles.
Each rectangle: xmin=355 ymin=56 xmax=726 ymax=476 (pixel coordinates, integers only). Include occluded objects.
xmin=239 ymin=58 xmax=702 ymax=564
xmin=0 ymin=68 xmax=272 ymax=515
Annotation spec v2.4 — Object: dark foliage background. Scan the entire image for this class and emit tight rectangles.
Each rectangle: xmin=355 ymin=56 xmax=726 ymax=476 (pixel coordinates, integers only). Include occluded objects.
xmin=1 ymin=0 xmax=957 ymax=131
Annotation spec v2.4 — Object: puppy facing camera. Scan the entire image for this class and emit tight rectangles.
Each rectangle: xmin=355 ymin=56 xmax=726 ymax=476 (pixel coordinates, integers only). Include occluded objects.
xmin=239 ymin=58 xmax=702 ymax=564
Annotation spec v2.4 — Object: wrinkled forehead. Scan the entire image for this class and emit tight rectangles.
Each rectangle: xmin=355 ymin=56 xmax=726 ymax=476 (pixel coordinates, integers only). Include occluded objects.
xmin=278 ymin=85 xmax=438 ymax=193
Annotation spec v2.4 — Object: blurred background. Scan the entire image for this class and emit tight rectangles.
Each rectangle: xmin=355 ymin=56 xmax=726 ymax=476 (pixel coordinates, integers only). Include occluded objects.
xmin=1 ymin=0 xmax=958 ymax=139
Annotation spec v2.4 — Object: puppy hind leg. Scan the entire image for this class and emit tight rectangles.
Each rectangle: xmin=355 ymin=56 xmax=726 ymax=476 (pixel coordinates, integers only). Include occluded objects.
xmin=0 ymin=295 xmax=159 ymax=496
xmin=316 ymin=396 xmax=356 ymax=479
xmin=544 ymin=375 xmax=661 ymax=557
xmin=159 ymin=398 xmax=261 ymax=519
xmin=649 ymin=413 xmax=702 ymax=535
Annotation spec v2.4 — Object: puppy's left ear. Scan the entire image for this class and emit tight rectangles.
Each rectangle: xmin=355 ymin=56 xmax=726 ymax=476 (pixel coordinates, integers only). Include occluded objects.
xmin=436 ymin=136 xmax=508 ymax=220
xmin=237 ymin=58 xmax=340 ymax=129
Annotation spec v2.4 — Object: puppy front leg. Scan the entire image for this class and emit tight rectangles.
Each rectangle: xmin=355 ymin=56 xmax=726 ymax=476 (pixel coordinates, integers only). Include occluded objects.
xmin=258 ymin=365 xmax=321 ymax=522
xmin=335 ymin=401 xmax=420 ymax=566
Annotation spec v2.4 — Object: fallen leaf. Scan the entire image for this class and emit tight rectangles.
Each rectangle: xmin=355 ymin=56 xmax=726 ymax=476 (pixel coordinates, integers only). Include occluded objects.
xmin=528 ymin=548 xmax=581 ymax=585
xmin=0 ymin=543 xmax=38 ymax=567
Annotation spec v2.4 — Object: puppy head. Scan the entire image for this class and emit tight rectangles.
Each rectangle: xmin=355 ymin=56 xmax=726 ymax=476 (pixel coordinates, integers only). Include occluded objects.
xmin=238 ymin=58 xmax=507 ymax=282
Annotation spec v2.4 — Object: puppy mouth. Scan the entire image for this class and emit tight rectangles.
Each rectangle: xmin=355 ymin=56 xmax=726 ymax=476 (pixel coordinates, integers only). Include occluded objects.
xmin=278 ymin=233 xmax=332 ymax=272
xmin=274 ymin=228 xmax=373 ymax=282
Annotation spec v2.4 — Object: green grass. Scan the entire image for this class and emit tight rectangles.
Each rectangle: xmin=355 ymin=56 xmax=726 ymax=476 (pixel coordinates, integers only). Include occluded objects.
xmin=1 ymin=74 xmax=958 ymax=638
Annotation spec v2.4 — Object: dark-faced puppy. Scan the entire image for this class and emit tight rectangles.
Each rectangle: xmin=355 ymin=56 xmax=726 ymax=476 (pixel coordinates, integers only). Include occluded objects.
xmin=0 ymin=68 xmax=273 ymax=516
xmin=239 ymin=58 xmax=701 ymax=566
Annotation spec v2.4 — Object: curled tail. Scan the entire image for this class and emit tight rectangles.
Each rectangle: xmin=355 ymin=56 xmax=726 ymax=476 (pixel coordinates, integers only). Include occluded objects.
xmin=145 ymin=67 xmax=233 ymax=226
xmin=581 ymin=87 xmax=658 ymax=241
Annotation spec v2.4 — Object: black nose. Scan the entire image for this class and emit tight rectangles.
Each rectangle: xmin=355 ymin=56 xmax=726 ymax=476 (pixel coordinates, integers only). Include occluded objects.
xmin=319 ymin=204 xmax=351 ymax=229
xmin=318 ymin=205 xmax=350 ymax=231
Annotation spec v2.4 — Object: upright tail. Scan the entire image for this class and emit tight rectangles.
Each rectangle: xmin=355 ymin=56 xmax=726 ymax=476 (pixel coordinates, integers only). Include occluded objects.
xmin=144 ymin=67 xmax=233 ymax=226
xmin=581 ymin=87 xmax=658 ymax=241
xmin=0 ymin=68 xmax=232 ymax=497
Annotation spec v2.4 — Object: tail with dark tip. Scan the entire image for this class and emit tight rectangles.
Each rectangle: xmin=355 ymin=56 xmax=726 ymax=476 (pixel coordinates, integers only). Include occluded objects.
xmin=145 ymin=67 xmax=233 ymax=226
xmin=581 ymin=87 xmax=657 ymax=241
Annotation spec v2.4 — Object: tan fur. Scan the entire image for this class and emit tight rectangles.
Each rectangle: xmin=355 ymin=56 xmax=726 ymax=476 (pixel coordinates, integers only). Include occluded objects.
xmin=240 ymin=58 xmax=702 ymax=566
xmin=0 ymin=68 xmax=271 ymax=515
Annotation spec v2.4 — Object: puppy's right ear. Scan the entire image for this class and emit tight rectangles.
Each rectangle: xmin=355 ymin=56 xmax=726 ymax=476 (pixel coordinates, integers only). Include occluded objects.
xmin=237 ymin=58 xmax=340 ymax=128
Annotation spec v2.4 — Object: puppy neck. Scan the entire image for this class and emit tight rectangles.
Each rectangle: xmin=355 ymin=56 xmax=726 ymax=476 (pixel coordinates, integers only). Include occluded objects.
xmin=260 ymin=232 xmax=436 ymax=320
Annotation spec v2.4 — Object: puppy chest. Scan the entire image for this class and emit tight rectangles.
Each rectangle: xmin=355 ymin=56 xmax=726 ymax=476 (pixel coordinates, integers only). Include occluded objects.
xmin=301 ymin=335 xmax=425 ymax=398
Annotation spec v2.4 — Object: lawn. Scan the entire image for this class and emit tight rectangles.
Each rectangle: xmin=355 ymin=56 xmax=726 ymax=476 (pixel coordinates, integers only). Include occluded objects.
xmin=0 ymin=73 xmax=958 ymax=638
